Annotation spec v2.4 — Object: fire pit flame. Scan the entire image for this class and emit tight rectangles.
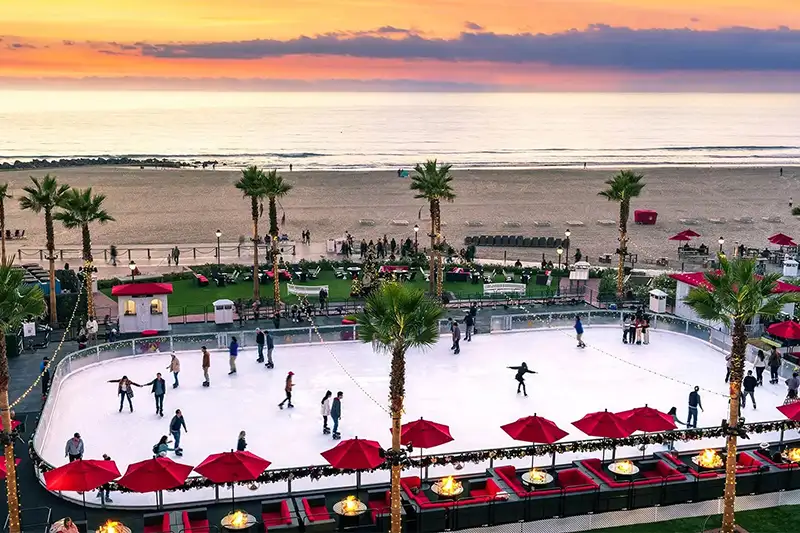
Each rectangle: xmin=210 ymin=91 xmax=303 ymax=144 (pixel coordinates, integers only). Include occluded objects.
xmin=785 ymin=448 xmax=800 ymax=463
xmin=97 ymin=520 xmax=123 ymax=533
xmin=615 ymin=461 xmax=635 ymax=475
xmin=229 ymin=511 xmax=246 ymax=528
xmin=342 ymin=495 xmax=360 ymax=513
xmin=695 ymin=449 xmax=724 ymax=469
xmin=527 ymin=469 xmax=548 ymax=483
xmin=439 ymin=476 xmax=462 ymax=496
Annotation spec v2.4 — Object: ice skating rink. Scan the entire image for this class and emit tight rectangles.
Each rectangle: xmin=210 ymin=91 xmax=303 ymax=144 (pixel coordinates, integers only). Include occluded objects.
xmin=38 ymin=327 xmax=791 ymax=507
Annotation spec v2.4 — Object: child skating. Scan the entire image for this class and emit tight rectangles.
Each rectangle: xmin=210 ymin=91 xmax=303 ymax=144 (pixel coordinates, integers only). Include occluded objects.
xmin=574 ymin=315 xmax=586 ymax=348
xmin=278 ymin=371 xmax=295 ymax=409
xmin=507 ymin=362 xmax=537 ymax=396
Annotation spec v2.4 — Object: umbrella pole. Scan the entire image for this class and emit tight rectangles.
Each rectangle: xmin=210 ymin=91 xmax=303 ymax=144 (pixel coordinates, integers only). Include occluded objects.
xmin=642 ymin=432 xmax=647 ymax=459
xmin=551 ymin=451 xmax=556 ymax=471
xmin=83 ymin=491 xmax=88 ymax=525
xmin=780 ymin=423 xmax=786 ymax=447
xmin=419 ymin=449 xmax=424 ymax=483
xmin=356 ymin=471 xmax=361 ymax=496
xmin=232 ymin=483 xmax=236 ymax=512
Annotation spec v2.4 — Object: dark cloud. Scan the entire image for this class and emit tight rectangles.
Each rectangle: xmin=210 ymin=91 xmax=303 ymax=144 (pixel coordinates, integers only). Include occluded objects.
xmin=8 ymin=42 xmax=36 ymax=50
xmin=375 ymin=26 xmax=412 ymax=34
xmin=98 ymin=50 xmax=123 ymax=55
xmin=464 ymin=21 xmax=483 ymax=31
xmin=690 ymin=17 xmax=700 ymax=23
xmin=137 ymin=25 xmax=800 ymax=71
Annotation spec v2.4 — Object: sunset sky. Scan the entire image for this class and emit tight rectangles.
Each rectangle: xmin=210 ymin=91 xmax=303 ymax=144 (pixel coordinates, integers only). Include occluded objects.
xmin=2 ymin=0 xmax=799 ymax=90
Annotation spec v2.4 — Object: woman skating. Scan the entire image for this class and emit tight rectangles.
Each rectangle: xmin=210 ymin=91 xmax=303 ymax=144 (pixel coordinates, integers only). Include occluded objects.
xmin=108 ymin=375 xmax=142 ymax=412
xmin=754 ymin=350 xmax=767 ymax=386
xmin=507 ymin=362 xmax=537 ymax=396
xmin=320 ymin=390 xmax=332 ymax=434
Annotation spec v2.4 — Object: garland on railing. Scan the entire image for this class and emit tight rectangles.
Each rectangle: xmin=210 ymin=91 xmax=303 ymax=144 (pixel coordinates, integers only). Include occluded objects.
xmin=27 ymin=419 xmax=800 ymax=494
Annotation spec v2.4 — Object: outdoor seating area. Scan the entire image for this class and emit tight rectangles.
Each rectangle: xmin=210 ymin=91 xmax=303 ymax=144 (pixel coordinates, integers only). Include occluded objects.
xmin=5 ymin=228 xmax=26 ymax=240
xmin=464 ymin=235 xmax=570 ymax=249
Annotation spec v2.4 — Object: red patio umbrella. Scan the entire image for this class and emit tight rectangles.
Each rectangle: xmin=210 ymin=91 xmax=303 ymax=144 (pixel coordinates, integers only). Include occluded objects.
xmin=617 ymin=405 xmax=676 ymax=433
xmin=680 ymin=229 xmax=701 ymax=238
xmin=399 ymin=418 xmax=453 ymax=481
xmin=669 ymin=232 xmax=693 ymax=253
xmin=44 ymin=459 xmax=120 ymax=522
xmin=573 ymin=410 xmax=634 ymax=462
xmin=322 ymin=437 xmax=384 ymax=493
xmin=502 ymin=414 xmax=569 ymax=468
xmin=195 ymin=451 xmax=271 ymax=508
xmin=767 ymin=321 xmax=800 ymax=340
xmin=118 ymin=457 xmax=193 ymax=507
xmin=769 ymin=233 xmax=797 ymax=247
xmin=0 ymin=459 xmax=21 ymax=481
xmin=776 ymin=402 xmax=800 ymax=444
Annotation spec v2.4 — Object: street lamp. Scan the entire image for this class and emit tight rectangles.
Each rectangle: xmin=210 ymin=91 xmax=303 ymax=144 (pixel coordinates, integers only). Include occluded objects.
xmin=215 ymin=229 xmax=222 ymax=266
xmin=128 ymin=260 xmax=136 ymax=283
xmin=564 ymin=228 xmax=571 ymax=268
xmin=718 ymin=236 xmax=725 ymax=254
xmin=413 ymin=224 xmax=419 ymax=253
xmin=556 ymin=246 xmax=564 ymax=270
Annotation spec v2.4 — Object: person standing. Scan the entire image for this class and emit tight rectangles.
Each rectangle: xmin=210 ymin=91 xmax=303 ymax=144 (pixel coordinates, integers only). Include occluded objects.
xmin=724 ymin=353 xmax=733 ymax=383
xmin=634 ymin=317 xmax=643 ymax=345
xmin=255 ymin=328 xmax=266 ymax=363
xmin=768 ymin=347 xmax=782 ymax=384
xmin=642 ymin=317 xmax=650 ymax=345
xmin=201 ymin=346 xmax=211 ymax=387
xmin=143 ymin=372 xmax=167 ymax=417
xmin=169 ymin=409 xmax=187 ymax=456
xmin=508 ymin=363 xmax=537 ymax=396
xmin=166 ymin=352 xmax=180 ymax=388
xmin=278 ymin=371 xmax=295 ymax=409
xmin=464 ymin=312 xmax=474 ymax=342
xmin=86 ymin=316 xmax=98 ymax=344
xmin=741 ymin=370 xmax=758 ymax=409
xmin=754 ymin=350 xmax=767 ymax=386
xmin=96 ymin=454 xmax=112 ymax=503
xmin=237 ymin=431 xmax=247 ymax=451
xmin=228 ymin=337 xmax=239 ymax=375
xmin=321 ymin=390 xmax=332 ymax=434
xmin=687 ymin=386 xmax=704 ymax=428
xmin=574 ymin=315 xmax=586 ymax=348
xmin=41 ymin=356 xmax=51 ymax=400
xmin=264 ymin=330 xmax=275 ymax=369
xmin=108 ymin=375 xmax=142 ymax=412
xmin=331 ymin=391 xmax=343 ymax=439
xmin=622 ymin=314 xmax=631 ymax=344
xmin=786 ymin=372 xmax=800 ymax=401
xmin=64 ymin=433 xmax=84 ymax=462
xmin=451 ymin=322 xmax=461 ymax=354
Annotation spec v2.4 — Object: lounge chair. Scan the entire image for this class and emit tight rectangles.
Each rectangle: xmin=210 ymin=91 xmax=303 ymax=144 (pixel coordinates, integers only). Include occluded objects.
xmin=419 ymin=267 xmax=430 ymax=282
xmin=333 ymin=267 xmax=347 ymax=279
xmin=308 ymin=266 xmax=321 ymax=279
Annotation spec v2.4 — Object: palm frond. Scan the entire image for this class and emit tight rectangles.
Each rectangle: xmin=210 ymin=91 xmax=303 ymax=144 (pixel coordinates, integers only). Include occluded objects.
xmin=0 ymin=259 xmax=46 ymax=332
xmin=410 ymin=159 xmax=456 ymax=202
xmin=53 ymin=187 xmax=115 ymax=228
xmin=18 ymin=174 xmax=70 ymax=213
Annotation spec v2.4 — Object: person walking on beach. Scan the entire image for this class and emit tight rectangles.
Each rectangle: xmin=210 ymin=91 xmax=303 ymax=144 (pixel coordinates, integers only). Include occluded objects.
xmin=687 ymin=386 xmax=703 ymax=428
xmin=741 ymin=370 xmax=758 ymax=409
xmin=508 ymin=362 xmax=537 ymax=397
xmin=278 ymin=371 xmax=295 ymax=409
xmin=237 ymin=431 xmax=247 ymax=451
xmin=574 ymin=315 xmax=586 ymax=348
xmin=331 ymin=391 xmax=343 ymax=439
xmin=201 ymin=346 xmax=211 ymax=387
xmin=754 ymin=350 xmax=767 ymax=386
xmin=108 ymin=375 xmax=142 ymax=412
xmin=768 ymin=347 xmax=782 ymax=384
xmin=451 ymin=321 xmax=461 ymax=354
xmin=255 ymin=328 xmax=266 ymax=363
xmin=321 ymin=390 xmax=332 ymax=434
xmin=169 ymin=409 xmax=187 ymax=456
xmin=228 ymin=337 xmax=238 ymax=375
xmin=264 ymin=330 xmax=275 ymax=368
xmin=65 ymin=433 xmax=84 ymax=462
xmin=166 ymin=352 xmax=180 ymax=388
xmin=143 ymin=372 xmax=167 ymax=417
xmin=171 ymin=246 xmax=180 ymax=266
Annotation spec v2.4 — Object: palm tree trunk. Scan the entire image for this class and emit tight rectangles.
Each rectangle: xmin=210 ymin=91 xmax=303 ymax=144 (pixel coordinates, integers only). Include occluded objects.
xmin=251 ymin=198 xmax=260 ymax=301
xmin=82 ymin=224 xmax=94 ymax=318
xmin=428 ymin=201 xmax=436 ymax=294
xmin=45 ymin=210 xmax=58 ymax=327
xmin=272 ymin=238 xmax=281 ymax=313
xmin=434 ymin=201 xmax=443 ymax=297
xmin=389 ymin=344 xmax=406 ymax=533
xmin=0 ymin=335 xmax=21 ymax=533
xmin=721 ymin=320 xmax=747 ymax=533
xmin=616 ymin=201 xmax=628 ymax=298
xmin=0 ymin=199 xmax=6 ymax=264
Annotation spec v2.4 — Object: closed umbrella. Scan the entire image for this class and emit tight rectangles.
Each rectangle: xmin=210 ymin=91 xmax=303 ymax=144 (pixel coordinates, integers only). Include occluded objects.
xmin=399 ymin=419 xmax=454 ymax=481
xmin=44 ymin=459 xmax=120 ymax=522
xmin=322 ymin=437 xmax=384 ymax=493
xmin=195 ymin=451 xmax=271 ymax=508
xmin=573 ymin=410 xmax=634 ymax=462
xmin=118 ymin=457 xmax=193 ymax=508
xmin=502 ymin=414 xmax=569 ymax=468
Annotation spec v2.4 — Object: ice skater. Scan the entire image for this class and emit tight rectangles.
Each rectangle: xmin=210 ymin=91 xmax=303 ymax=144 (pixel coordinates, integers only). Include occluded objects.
xmin=451 ymin=321 xmax=461 ymax=354
xmin=237 ymin=431 xmax=247 ymax=451
xmin=622 ymin=314 xmax=631 ymax=344
xmin=143 ymin=372 xmax=166 ymax=417
xmin=642 ymin=317 xmax=650 ymax=345
xmin=741 ymin=370 xmax=758 ymax=409
xmin=464 ymin=312 xmax=473 ymax=341
xmin=169 ymin=409 xmax=187 ymax=456
xmin=228 ymin=336 xmax=239 ymax=375
xmin=321 ymin=390 xmax=332 ymax=434
xmin=41 ymin=356 xmax=51 ymax=400
xmin=724 ymin=353 xmax=733 ymax=383
xmin=687 ymin=386 xmax=703 ymax=428
xmin=108 ymin=375 xmax=142 ymax=412
xmin=256 ymin=328 xmax=265 ymax=363
xmin=64 ymin=433 xmax=84 ymax=462
xmin=278 ymin=371 xmax=295 ymax=409
xmin=166 ymin=352 xmax=180 ymax=388
xmin=331 ymin=391 xmax=343 ymax=439
xmin=786 ymin=372 xmax=799 ymax=402
xmin=264 ymin=329 xmax=275 ymax=368
xmin=574 ymin=315 xmax=586 ymax=348
xmin=665 ymin=408 xmax=686 ymax=451
xmin=768 ymin=347 xmax=782 ymax=384
xmin=153 ymin=435 xmax=175 ymax=457
xmin=201 ymin=346 xmax=211 ymax=387
xmin=508 ymin=362 xmax=537 ymax=396
xmin=634 ymin=317 xmax=643 ymax=345
xmin=96 ymin=454 xmax=112 ymax=503
xmin=754 ymin=350 xmax=766 ymax=386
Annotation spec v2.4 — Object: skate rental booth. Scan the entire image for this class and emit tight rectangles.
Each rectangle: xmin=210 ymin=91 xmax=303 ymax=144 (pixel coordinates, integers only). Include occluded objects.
xmin=111 ymin=282 xmax=173 ymax=333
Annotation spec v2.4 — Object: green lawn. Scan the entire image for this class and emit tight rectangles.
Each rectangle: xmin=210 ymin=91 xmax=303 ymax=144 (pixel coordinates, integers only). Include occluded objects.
xmin=590 ymin=505 xmax=799 ymax=533
xmin=102 ymin=270 xmax=559 ymax=316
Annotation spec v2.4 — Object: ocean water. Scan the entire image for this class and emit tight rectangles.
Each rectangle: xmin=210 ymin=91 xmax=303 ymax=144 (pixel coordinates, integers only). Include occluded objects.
xmin=2 ymin=91 xmax=800 ymax=170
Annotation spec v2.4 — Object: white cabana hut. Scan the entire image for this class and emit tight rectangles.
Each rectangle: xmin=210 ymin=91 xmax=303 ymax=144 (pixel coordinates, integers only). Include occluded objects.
xmin=111 ymin=282 xmax=173 ymax=333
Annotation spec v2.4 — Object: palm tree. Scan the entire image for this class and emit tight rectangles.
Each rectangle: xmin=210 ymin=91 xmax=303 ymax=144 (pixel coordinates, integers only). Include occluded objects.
xmin=0 ymin=260 xmax=46 ymax=533
xmin=0 ymin=184 xmax=11 ymax=263
xmin=354 ymin=283 xmax=443 ymax=533
xmin=684 ymin=256 xmax=798 ymax=533
xmin=598 ymin=170 xmax=645 ymax=297
xmin=235 ymin=166 xmax=268 ymax=301
xmin=18 ymin=175 xmax=70 ymax=326
xmin=264 ymin=170 xmax=292 ymax=311
xmin=54 ymin=188 xmax=115 ymax=317
xmin=410 ymin=160 xmax=456 ymax=296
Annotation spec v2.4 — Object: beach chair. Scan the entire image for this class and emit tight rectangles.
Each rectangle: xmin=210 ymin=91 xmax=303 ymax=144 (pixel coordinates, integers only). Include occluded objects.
xmin=419 ymin=267 xmax=430 ymax=282
xmin=483 ymin=269 xmax=495 ymax=283
xmin=4 ymin=230 xmax=11 ymax=240
xmin=308 ymin=266 xmax=321 ymax=279
xmin=13 ymin=230 xmax=20 ymax=239
xmin=333 ymin=267 xmax=347 ymax=279
xmin=503 ymin=270 xmax=514 ymax=282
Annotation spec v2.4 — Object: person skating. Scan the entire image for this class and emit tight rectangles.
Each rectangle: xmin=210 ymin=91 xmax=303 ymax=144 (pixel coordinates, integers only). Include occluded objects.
xmin=64 ymin=433 xmax=84 ymax=462
xmin=96 ymin=454 xmax=112 ymax=503
xmin=255 ymin=328 xmax=266 ymax=363
xmin=634 ymin=317 xmax=643 ymax=345
xmin=237 ymin=431 xmax=247 ymax=451
xmin=754 ymin=350 xmax=767 ymax=386
xmin=627 ymin=316 xmax=637 ymax=346
xmin=768 ymin=347 xmax=782 ymax=384
xmin=642 ymin=317 xmax=651 ymax=345
xmin=201 ymin=346 xmax=211 ymax=387
xmin=153 ymin=435 xmax=175 ymax=457
xmin=666 ymin=407 xmax=686 ymax=451
xmin=451 ymin=322 xmax=461 ymax=354
xmin=278 ymin=371 xmax=295 ymax=409
xmin=786 ymin=372 xmax=800 ymax=401
xmin=574 ymin=315 xmax=586 ymax=348
xmin=143 ymin=372 xmax=167 ymax=417
xmin=108 ymin=375 xmax=142 ymax=412
xmin=321 ymin=390 xmax=332 ymax=434
xmin=622 ymin=314 xmax=631 ymax=344
xmin=169 ymin=409 xmax=187 ymax=456
xmin=264 ymin=330 xmax=275 ymax=368
xmin=464 ymin=312 xmax=474 ymax=342
xmin=741 ymin=370 xmax=758 ymax=409
xmin=508 ymin=362 xmax=537 ymax=396
xmin=687 ymin=386 xmax=703 ymax=428
xmin=166 ymin=352 xmax=180 ymax=388
xmin=228 ymin=336 xmax=239 ymax=375
xmin=331 ymin=391 xmax=343 ymax=439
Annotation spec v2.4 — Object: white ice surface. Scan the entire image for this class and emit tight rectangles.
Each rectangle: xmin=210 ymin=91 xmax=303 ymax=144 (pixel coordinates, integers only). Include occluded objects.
xmin=39 ymin=327 xmax=794 ymax=508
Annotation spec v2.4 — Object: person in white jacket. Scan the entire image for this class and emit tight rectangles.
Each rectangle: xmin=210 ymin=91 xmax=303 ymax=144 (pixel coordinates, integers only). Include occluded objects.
xmin=320 ymin=390 xmax=332 ymax=435
xmin=166 ymin=352 xmax=181 ymax=389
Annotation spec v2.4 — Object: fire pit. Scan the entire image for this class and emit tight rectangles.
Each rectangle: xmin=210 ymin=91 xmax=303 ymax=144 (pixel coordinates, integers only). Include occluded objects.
xmin=781 ymin=448 xmax=800 ymax=464
xmin=431 ymin=476 xmax=464 ymax=498
xmin=220 ymin=510 xmax=257 ymax=531
xmin=692 ymin=449 xmax=724 ymax=470
xmin=608 ymin=460 xmax=640 ymax=477
xmin=333 ymin=495 xmax=367 ymax=517
xmin=96 ymin=520 xmax=131 ymax=533
xmin=521 ymin=468 xmax=554 ymax=487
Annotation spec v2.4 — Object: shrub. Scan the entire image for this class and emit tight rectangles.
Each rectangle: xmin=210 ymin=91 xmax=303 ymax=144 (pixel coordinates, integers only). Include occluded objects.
xmin=792 ymin=207 xmax=800 ymax=216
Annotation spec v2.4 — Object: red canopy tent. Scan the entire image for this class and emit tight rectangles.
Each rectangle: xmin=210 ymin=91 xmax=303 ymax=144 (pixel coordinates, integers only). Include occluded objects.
xmin=617 ymin=405 xmax=676 ymax=458
xmin=680 ymin=229 xmax=701 ymax=238
xmin=44 ymin=459 xmax=120 ymax=522
xmin=769 ymin=233 xmax=797 ymax=247
xmin=776 ymin=402 xmax=800 ymax=443
xmin=766 ymin=321 xmax=800 ymax=340
xmin=0 ymin=459 xmax=21 ymax=480
xmin=669 ymin=232 xmax=693 ymax=253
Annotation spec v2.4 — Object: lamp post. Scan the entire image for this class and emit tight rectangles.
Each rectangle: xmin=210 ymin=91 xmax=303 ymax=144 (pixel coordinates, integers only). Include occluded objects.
xmin=128 ymin=260 xmax=136 ymax=283
xmin=215 ymin=229 xmax=222 ymax=266
xmin=718 ymin=236 xmax=725 ymax=254
xmin=564 ymin=228 xmax=571 ymax=268
xmin=413 ymin=224 xmax=419 ymax=253
xmin=556 ymin=246 xmax=564 ymax=270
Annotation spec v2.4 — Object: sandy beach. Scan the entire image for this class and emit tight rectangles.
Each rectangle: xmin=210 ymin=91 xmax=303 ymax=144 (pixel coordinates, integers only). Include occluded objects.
xmin=2 ymin=166 xmax=799 ymax=268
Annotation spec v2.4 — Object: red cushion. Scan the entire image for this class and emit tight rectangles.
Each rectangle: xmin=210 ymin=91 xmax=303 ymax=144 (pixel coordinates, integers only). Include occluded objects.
xmin=755 ymin=450 xmax=794 ymax=470
xmin=557 ymin=468 xmax=596 ymax=489
xmin=189 ymin=519 xmax=209 ymax=530
xmin=280 ymin=500 xmax=290 ymax=521
xmin=302 ymin=498 xmax=330 ymax=522
xmin=182 ymin=512 xmax=190 ymax=531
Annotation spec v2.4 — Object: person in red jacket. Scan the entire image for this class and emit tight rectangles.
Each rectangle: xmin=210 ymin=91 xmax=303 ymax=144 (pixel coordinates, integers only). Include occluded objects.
xmin=278 ymin=371 xmax=295 ymax=409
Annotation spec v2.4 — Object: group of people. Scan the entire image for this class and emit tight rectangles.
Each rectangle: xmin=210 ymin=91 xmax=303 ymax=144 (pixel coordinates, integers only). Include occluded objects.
xmin=446 ymin=303 xmax=479 ymax=355
xmin=320 ymin=390 xmax=344 ymax=439
xmin=726 ymin=347 xmax=799 ymax=408
xmin=622 ymin=311 xmax=651 ymax=345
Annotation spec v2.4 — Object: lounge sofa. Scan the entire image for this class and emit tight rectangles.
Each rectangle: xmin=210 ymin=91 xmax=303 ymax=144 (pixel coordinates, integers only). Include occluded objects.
xmin=296 ymin=496 xmax=336 ymax=533
xmin=181 ymin=508 xmax=210 ymax=533
xmin=143 ymin=512 xmax=170 ymax=533
xmin=261 ymin=498 xmax=298 ymax=531
xmin=494 ymin=465 xmax=599 ymax=519
xmin=580 ymin=458 xmax=685 ymax=488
